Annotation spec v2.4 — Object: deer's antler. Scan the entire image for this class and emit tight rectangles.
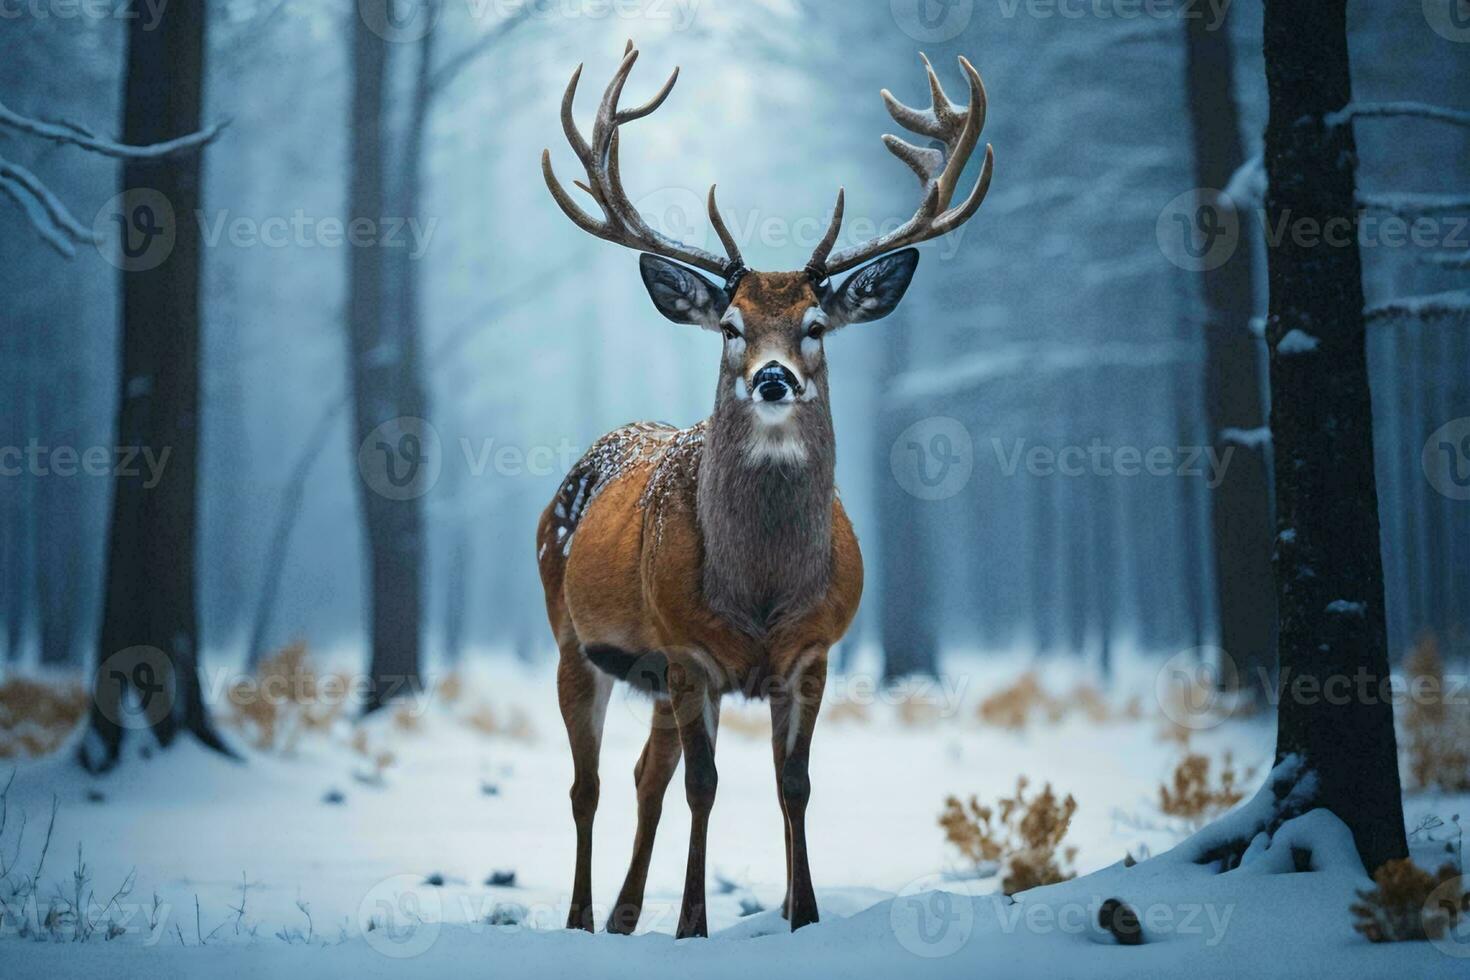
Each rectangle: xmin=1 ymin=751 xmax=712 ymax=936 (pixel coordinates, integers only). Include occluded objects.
xmin=809 ymin=54 xmax=994 ymax=279
xmin=542 ymin=41 xmax=743 ymax=281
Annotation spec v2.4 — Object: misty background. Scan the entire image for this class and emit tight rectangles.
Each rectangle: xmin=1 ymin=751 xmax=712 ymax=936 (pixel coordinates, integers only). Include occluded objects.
xmin=1 ymin=0 xmax=1466 ymax=684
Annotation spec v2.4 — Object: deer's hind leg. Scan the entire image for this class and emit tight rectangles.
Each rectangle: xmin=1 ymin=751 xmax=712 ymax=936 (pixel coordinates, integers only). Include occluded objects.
xmin=557 ymin=647 xmax=613 ymax=932
xmin=606 ymin=698 xmax=682 ymax=934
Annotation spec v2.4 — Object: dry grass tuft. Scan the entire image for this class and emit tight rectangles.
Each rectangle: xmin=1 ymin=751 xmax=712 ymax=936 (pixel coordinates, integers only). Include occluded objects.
xmin=976 ymin=672 xmax=1140 ymax=731
xmin=225 ymin=643 xmax=347 ymax=753
xmin=0 ymin=677 xmax=88 ymax=758
xmin=1158 ymin=752 xmax=1252 ymax=824
xmin=463 ymin=702 xmax=535 ymax=742
xmin=1401 ymin=635 xmax=1470 ymax=793
xmin=940 ymin=776 xmax=1079 ymax=894
xmin=1351 ymin=858 xmax=1463 ymax=943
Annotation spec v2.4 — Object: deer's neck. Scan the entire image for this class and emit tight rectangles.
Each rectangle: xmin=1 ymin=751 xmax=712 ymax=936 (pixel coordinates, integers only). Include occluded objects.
xmin=696 ymin=396 xmax=836 ymax=637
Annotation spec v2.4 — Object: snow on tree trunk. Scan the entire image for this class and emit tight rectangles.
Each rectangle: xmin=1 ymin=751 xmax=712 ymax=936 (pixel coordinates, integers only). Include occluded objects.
xmin=1261 ymin=0 xmax=1407 ymax=873
xmin=84 ymin=2 xmax=233 ymax=771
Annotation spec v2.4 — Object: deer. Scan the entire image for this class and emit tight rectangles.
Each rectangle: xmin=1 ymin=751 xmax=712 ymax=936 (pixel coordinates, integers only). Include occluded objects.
xmin=535 ymin=41 xmax=993 ymax=939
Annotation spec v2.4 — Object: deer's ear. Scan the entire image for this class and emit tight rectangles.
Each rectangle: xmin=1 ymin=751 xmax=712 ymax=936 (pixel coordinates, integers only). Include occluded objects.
xmin=639 ymin=254 xmax=730 ymax=330
xmin=822 ymin=248 xmax=919 ymax=327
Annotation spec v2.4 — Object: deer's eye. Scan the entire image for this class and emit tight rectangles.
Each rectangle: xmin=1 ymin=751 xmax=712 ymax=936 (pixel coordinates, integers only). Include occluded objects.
xmin=721 ymin=324 xmax=741 ymax=342
xmin=806 ymin=323 xmax=825 ymax=341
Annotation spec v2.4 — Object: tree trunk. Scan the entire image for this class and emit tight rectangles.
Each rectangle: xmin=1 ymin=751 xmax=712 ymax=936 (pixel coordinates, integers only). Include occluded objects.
xmin=1184 ymin=9 xmax=1278 ymax=697
xmin=1262 ymin=0 xmax=1406 ymax=874
xmin=878 ymin=322 xmax=939 ymax=681
xmin=348 ymin=14 xmax=427 ymax=714
xmin=83 ymin=2 xmax=233 ymax=771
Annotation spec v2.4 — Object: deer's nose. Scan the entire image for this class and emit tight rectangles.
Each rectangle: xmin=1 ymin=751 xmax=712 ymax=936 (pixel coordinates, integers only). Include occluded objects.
xmin=753 ymin=362 xmax=798 ymax=402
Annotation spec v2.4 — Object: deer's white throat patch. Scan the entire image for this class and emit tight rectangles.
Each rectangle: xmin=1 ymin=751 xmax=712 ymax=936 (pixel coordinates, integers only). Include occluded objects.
xmin=744 ymin=413 xmax=807 ymax=464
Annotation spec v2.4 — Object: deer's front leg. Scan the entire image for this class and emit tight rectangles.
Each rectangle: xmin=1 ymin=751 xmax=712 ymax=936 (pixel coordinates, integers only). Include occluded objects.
xmin=773 ymin=648 xmax=828 ymax=931
xmin=667 ymin=656 xmax=721 ymax=938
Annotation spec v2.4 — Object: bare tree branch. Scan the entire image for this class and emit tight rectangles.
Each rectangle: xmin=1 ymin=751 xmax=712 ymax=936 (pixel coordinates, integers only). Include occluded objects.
xmin=1358 ymin=192 xmax=1470 ymax=216
xmin=0 ymin=99 xmax=228 ymax=159
xmin=0 ymin=155 xmax=98 ymax=257
xmin=426 ymin=5 xmax=535 ymax=98
xmin=1329 ymin=101 xmax=1470 ymax=130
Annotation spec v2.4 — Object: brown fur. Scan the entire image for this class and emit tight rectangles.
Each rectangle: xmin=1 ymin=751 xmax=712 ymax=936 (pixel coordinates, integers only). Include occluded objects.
xmin=536 ymin=271 xmax=863 ymax=937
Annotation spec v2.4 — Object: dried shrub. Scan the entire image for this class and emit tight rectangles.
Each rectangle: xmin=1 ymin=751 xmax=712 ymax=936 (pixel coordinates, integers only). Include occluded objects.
xmin=350 ymin=728 xmax=396 ymax=784
xmin=0 ymin=677 xmax=87 ymax=758
xmin=897 ymin=693 xmax=942 ymax=728
xmin=1401 ymin=635 xmax=1470 ymax=793
xmin=463 ymin=703 xmax=535 ymax=742
xmin=436 ymin=672 xmax=464 ymax=706
xmin=824 ymin=698 xmax=871 ymax=726
xmin=717 ymin=707 xmax=770 ymax=740
xmin=1351 ymin=858 xmax=1463 ymax=943
xmin=940 ymin=776 xmax=1079 ymax=894
xmin=977 ymin=672 xmax=1139 ymax=731
xmin=226 ymin=643 xmax=347 ymax=753
xmin=1158 ymin=752 xmax=1252 ymax=823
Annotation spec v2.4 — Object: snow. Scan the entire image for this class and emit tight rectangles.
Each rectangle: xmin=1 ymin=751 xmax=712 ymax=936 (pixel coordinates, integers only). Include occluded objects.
xmin=1219 ymin=426 xmax=1271 ymax=449
xmin=0 ymin=655 xmax=1465 ymax=977
xmin=1276 ymin=329 xmax=1320 ymax=355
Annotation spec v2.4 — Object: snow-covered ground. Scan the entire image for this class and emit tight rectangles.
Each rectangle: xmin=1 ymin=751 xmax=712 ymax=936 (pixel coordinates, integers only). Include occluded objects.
xmin=1 ymin=651 xmax=1466 ymax=977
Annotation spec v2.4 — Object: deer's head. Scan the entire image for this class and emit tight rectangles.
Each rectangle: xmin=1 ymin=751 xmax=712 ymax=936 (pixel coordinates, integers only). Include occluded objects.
xmin=543 ymin=43 xmax=993 ymax=455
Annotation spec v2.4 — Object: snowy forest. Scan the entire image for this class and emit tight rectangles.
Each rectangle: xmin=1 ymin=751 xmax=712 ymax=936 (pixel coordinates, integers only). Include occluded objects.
xmin=1 ymin=0 xmax=1468 ymax=976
